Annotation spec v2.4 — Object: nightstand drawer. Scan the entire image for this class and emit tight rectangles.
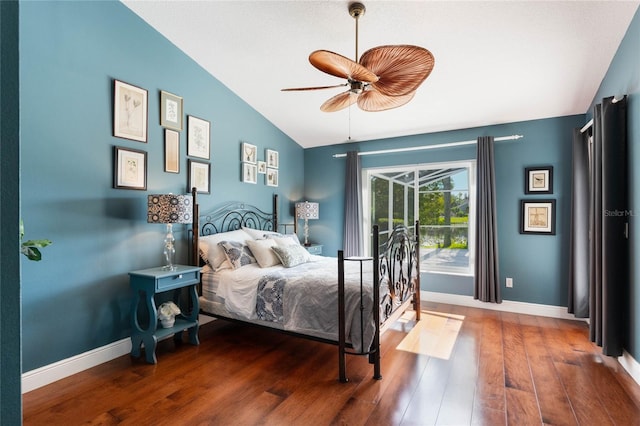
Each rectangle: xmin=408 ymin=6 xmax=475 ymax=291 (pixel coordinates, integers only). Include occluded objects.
xmin=156 ymin=270 xmax=199 ymax=291
xmin=305 ymin=244 xmax=323 ymax=255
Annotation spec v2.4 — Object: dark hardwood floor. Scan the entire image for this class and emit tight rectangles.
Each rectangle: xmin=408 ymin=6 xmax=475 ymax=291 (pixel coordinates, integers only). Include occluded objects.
xmin=23 ymin=302 xmax=640 ymax=425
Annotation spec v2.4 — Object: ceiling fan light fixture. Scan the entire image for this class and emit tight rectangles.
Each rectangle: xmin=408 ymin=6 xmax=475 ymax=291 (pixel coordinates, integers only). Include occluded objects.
xmin=282 ymin=2 xmax=435 ymax=113
xmin=349 ymin=80 xmax=364 ymax=94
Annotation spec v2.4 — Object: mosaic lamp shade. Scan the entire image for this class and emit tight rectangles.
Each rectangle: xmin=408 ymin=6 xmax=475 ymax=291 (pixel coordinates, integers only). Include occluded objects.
xmin=147 ymin=194 xmax=193 ymax=270
xmin=295 ymin=201 xmax=319 ymax=246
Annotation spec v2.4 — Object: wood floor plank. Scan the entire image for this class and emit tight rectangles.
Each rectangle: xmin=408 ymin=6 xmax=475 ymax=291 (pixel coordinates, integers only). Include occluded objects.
xmin=520 ymin=321 xmax=577 ymax=426
xmin=505 ymin=387 xmax=542 ymax=425
xmin=501 ymin=312 xmax=535 ymax=393
xmin=554 ymin=360 xmax=616 ymax=426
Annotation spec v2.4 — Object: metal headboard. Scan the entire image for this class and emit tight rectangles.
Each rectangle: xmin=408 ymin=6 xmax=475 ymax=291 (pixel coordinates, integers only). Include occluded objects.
xmin=190 ymin=188 xmax=279 ymax=265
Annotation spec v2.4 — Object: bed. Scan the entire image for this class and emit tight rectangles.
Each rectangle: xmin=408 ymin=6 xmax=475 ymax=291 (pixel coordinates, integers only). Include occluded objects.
xmin=190 ymin=190 xmax=421 ymax=382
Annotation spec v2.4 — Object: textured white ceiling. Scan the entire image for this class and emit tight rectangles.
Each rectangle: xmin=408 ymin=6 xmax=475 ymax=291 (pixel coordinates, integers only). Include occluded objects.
xmin=123 ymin=0 xmax=639 ymax=148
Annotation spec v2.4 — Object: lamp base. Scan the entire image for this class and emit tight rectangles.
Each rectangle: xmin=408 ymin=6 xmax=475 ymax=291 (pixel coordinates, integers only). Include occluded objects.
xmin=304 ymin=242 xmax=312 ymax=247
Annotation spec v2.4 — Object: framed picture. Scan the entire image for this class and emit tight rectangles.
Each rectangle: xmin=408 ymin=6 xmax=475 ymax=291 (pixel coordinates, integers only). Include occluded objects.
xmin=113 ymin=146 xmax=147 ymax=190
xmin=242 ymin=163 xmax=257 ymax=184
xmin=266 ymin=149 xmax=279 ymax=169
xmin=160 ymin=90 xmax=183 ymax=131
xmin=266 ymin=168 xmax=279 ymax=187
xmin=257 ymin=161 xmax=267 ymax=174
xmin=525 ymin=166 xmax=553 ymax=194
xmin=520 ymin=199 xmax=556 ymax=235
xmin=187 ymin=116 xmax=210 ymax=159
xmin=113 ymin=80 xmax=148 ymax=142
xmin=241 ymin=142 xmax=257 ymax=164
xmin=164 ymin=129 xmax=180 ymax=173
xmin=188 ymin=160 xmax=210 ymax=194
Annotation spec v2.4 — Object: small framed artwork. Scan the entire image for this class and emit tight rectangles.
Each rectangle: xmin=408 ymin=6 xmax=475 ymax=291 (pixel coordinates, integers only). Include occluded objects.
xmin=241 ymin=142 xmax=257 ymax=164
xmin=266 ymin=168 xmax=279 ymax=187
xmin=520 ymin=199 xmax=556 ymax=235
xmin=113 ymin=146 xmax=147 ymax=190
xmin=164 ymin=129 xmax=180 ymax=173
xmin=187 ymin=116 xmax=210 ymax=159
xmin=525 ymin=166 xmax=553 ymax=194
xmin=266 ymin=149 xmax=279 ymax=169
xmin=113 ymin=80 xmax=148 ymax=142
xmin=242 ymin=163 xmax=257 ymax=184
xmin=188 ymin=159 xmax=211 ymax=194
xmin=160 ymin=90 xmax=183 ymax=131
xmin=257 ymin=161 xmax=267 ymax=174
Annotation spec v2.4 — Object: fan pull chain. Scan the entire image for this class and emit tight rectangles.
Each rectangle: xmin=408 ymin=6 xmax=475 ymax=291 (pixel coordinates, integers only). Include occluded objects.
xmin=348 ymin=103 xmax=352 ymax=140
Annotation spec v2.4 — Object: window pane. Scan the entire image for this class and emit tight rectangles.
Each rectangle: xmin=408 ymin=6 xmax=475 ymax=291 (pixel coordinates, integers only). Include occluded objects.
xmin=419 ymin=167 xmax=469 ymax=271
xmin=370 ymin=176 xmax=389 ymax=233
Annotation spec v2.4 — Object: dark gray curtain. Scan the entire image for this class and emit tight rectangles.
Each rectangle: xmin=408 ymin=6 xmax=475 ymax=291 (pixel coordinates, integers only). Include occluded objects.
xmin=474 ymin=136 xmax=501 ymax=303
xmin=344 ymin=151 xmax=363 ymax=257
xmin=568 ymin=128 xmax=590 ymax=317
xmin=589 ymin=96 xmax=628 ymax=356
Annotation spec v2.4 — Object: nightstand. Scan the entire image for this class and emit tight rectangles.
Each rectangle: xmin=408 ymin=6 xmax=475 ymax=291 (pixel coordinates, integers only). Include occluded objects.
xmin=304 ymin=244 xmax=323 ymax=255
xmin=129 ymin=264 xmax=201 ymax=364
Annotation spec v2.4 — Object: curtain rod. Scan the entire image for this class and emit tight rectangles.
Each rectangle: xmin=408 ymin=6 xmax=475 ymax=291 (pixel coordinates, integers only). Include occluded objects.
xmin=580 ymin=119 xmax=594 ymax=134
xmin=332 ymin=134 xmax=524 ymax=158
xmin=580 ymin=95 xmax=625 ymax=134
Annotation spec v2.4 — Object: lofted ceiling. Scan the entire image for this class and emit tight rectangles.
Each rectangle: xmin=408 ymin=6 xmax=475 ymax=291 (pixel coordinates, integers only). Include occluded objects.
xmin=123 ymin=1 xmax=639 ymax=149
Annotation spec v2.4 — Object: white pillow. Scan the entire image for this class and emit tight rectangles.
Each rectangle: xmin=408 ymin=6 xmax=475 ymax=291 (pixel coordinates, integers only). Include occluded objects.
xmin=246 ymin=239 xmax=281 ymax=268
xmin=198 ymin=229 xmax=252 ymax=271
xmin=271 ymin=244 xmax=311 ymax=268
xmin=267 ymin=234 xmax=302 ymax=247
xmin=242 ymin=226 xmax=280 ymax=240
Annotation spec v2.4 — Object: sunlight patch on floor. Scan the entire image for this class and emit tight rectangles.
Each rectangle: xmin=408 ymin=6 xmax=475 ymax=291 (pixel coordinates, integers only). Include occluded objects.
xmin=396 ymin=310 xmax=464 ymax=359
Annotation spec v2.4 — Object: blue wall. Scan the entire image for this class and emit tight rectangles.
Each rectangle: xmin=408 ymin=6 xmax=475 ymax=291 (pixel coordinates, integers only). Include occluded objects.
xmin=19 ymin=1 xmax=303 ymax=371
xmin=589 ymin=7 xmax=640 ymax=361
xmin=305 ymin=116 xmax=583 ymax=307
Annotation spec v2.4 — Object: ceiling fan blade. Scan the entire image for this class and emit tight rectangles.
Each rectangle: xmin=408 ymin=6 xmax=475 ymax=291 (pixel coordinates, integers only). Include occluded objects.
xmin=357 ymin=89 xmax=415 ymax=112
xmin=320 ymin=91 xmax=357 ymax=112
xmin=281 ymin=83 xmax=348 ymax=92
xmin=359 ymin=45 xmax=435 ymax=97
xmin=309 ymin=50 xmax=378 ymax=83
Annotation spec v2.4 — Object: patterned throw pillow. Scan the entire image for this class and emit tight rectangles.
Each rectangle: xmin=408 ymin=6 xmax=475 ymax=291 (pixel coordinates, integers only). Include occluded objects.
xmin=271 ymin=244 xmax=311 ymax=268
xmin=218 ymin=240 xmax=257 ymax=269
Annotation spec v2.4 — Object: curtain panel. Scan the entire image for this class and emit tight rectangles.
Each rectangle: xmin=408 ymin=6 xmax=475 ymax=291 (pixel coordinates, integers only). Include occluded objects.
xmin=568 ymin=128 xmax=590 ymax=318
xmin=344 ymin=151 xmax=363 ymax=257
xmin=569 ymin=96 xmax=628 ymax=356
xmin=474 ymin=136 xmax=501 ymax=303
xmin=591 ymin=97 xmax=628 ymax=356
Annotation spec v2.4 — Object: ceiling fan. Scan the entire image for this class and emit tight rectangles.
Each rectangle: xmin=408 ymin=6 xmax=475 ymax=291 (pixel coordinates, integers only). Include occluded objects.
xmin=282 ymin=2 xmax=435 ymax=113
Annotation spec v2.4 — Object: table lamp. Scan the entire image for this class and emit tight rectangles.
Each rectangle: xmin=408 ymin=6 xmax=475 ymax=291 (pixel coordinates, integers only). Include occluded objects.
xmin=148 ymin=194 xmax=192 ymax=270
xmin=295 ymin=201 xmax=319 ymax=246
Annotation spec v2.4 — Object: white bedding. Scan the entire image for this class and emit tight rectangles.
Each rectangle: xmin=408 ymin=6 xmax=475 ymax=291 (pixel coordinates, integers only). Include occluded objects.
xmin=201 ymin=254 xmax=382 ymax=352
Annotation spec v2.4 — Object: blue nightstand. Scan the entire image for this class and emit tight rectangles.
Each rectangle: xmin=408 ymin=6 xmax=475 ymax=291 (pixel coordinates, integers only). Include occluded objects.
xmin=129 ymin=265 xmax=201 ymax=364
xmin=304 ymin=244 xmax=323 ymax=255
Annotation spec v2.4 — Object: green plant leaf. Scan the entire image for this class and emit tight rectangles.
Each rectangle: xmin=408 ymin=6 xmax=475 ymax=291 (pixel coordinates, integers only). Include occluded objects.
xmin=22 ymin=239 xmax=52 ymax=248
xmin=21 ymin=246 xmax=42 ymax=261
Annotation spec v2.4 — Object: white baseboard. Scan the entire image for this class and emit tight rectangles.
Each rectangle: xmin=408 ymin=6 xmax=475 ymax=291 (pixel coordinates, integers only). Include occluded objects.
xmin=619 ymin=350 xmax=640 ymax=387
xmin=22 ymin=314 xmax=216 ymax=394
xmin=22 ymin=337 xmax=132 ymax=393
xmin=422 ymin=290 xmax=585 ymax=321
